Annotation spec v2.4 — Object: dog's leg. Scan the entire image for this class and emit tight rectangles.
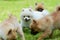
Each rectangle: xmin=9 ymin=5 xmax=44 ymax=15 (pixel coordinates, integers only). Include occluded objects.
xmin=37 ymin=29 xmax=52 ymax=40
xmin=0 ymin=38 xmax=2 ymax=40
xmin=17 ymin=25 xmax=25 ymax=40
xmin=49 ymin=29 xmax=54 ymax=38
xmin=0 ymin=38 xmax=4 ymax=40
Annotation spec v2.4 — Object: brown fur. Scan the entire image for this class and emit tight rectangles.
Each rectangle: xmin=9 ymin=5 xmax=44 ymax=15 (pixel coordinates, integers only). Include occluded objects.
xmin=0 ymin=23 xmax=17 ymax=40
xmin=35 ymin=3 xmax=44 ymax=11
xmin=30 ymin=6 xmax=60 ymax=40
xmin=6 ymin=14 xmax=25 ymax=40
xmin=2 ymin=14 xmax=25 ymax=40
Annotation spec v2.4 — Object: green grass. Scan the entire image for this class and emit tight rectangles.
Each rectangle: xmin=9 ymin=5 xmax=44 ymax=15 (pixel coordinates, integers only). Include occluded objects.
xmin=0 ymin=0 xmax=60 ymax=40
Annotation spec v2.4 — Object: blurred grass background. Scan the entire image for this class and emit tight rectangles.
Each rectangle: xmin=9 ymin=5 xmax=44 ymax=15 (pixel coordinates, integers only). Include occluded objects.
xmin=0 ymin=0 xmax=60 ymax=40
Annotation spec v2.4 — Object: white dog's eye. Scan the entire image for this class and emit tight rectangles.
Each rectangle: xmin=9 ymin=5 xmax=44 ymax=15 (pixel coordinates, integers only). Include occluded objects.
xmin=27 ymin=16 xmax=30 ymax=17
xmin=23 ymin=16 xmax=25 ymax=17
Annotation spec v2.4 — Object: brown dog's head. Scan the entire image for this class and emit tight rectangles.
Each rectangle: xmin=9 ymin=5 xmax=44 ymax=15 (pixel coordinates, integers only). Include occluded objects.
xmin=30 ymin=20 xmax=40 ymax=35
xmin=30 ymin=17 xmax=52 ymax=35
xmin=7 ymin=28 xmax=17 ymax=40
xmin=35 ymin=3 xmax=44 ymax=12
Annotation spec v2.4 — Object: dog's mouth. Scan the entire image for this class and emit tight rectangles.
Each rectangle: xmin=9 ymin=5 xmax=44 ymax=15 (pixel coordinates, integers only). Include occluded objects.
xmin=12 ymin=39 xmax=17 ymax=40
xmin=31 ymin=29 xmax=39 ymax=35
xmin=31 ymin=31 xmax=39 ymax=35
xmin=7 ymin=38 xmax=17 ymax=40
xmin=37 ymin=8 xmax=44 ymax=12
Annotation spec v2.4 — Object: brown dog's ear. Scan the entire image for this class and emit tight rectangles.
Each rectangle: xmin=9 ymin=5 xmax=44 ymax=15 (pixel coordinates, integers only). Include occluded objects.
xmin=8 ymin=13 xmax=13 ymax=18
xmin=33 ymin=20 xmax=37 ymax=23
xmin=56 ymin=6 xmax=60 ymax=11
xmin=40 ymin=2 xmax=44 ymax=5
xmin=8 ymin=14 xmax=12 ymax=17
xmin=45 ymin=18 xmax=50 ymax=23
xmin=35 ymin=2 xmax=44 ymax=6
xmin=7 ymin=29 xmax=12 ymax=35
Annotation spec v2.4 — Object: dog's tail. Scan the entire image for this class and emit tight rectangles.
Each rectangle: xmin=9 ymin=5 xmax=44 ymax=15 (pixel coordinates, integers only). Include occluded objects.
xmin=56 ymin=6 xmax=60 ymax=11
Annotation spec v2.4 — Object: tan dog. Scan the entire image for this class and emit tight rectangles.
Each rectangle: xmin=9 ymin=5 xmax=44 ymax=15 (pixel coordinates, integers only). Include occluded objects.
xmin=0 ymin=14 xmax=25 ymax=40
xmin=30 ymin=6 xmax=60 ymax=40
xmin=0 ymin=21 xmax=17 ymax=40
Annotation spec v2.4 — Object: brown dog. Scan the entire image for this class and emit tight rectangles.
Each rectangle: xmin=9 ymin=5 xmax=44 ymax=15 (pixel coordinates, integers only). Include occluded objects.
xmin=35 ymin=2 xmax=49 ymax=16
xmin=35 ymin=3 xmax=44 ymax=12
xmin=30 ymin=6 xmax=60 ymax=40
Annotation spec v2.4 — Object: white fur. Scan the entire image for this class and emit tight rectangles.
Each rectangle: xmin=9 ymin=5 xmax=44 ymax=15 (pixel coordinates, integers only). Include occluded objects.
xmin=20 ymin=8 xmax=33 ymax=27
xmin=32 ymin=11 xmax=44 ymax=20
xmin=0 ymin=29 xmax=6 ymax=40
xmin=20 ymin=8 xmax=49 ymax=28
xmin=42 ymin=9 xmax=49 ymax=16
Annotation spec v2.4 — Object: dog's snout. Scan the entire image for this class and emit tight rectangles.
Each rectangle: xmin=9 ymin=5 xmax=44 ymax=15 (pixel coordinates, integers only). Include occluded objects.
xmin=37 ymin=8 xmax=44 ymax=12
xmin=31 ymin=31 xmax=38 ymax=35
xmin=25 ymin=18 xmax=28 ymax=21
xmin=24 ymin=18 xmax=30 ymax=22
xmin=31 ymin=30 xmax=38 ymax=35
xmin=12 ymin=39 xmax=16 ymax=40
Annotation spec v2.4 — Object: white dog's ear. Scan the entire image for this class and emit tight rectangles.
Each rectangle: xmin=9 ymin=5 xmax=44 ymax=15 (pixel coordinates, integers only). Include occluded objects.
xmin=29 ymin=8 xmax=32 ymax=12
xmin=29 ymin=8 xmax=33 ymax=12
xmin=22 ymin=8 xmax=25 ymax=11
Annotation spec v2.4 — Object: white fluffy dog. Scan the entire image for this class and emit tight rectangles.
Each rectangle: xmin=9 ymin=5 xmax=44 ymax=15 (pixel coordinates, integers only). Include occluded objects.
xmin=20 ymin=8 xmax=33 ymax=28
xmin=20 ymin=8 xmax=49 ymax=28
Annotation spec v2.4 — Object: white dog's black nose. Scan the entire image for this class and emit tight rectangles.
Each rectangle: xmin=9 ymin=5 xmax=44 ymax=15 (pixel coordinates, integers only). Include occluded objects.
xmin=25 ymin=18 xmax=30 ymax=22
